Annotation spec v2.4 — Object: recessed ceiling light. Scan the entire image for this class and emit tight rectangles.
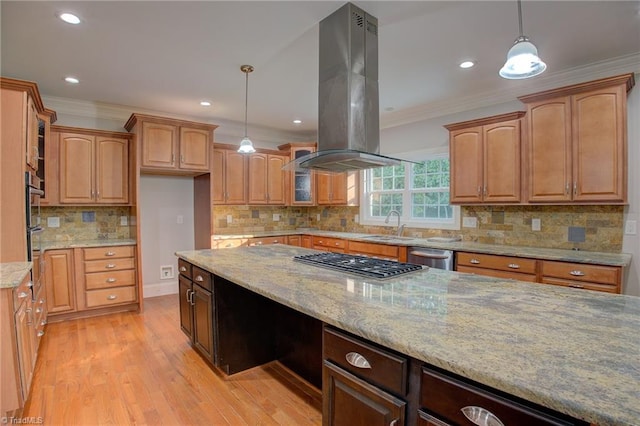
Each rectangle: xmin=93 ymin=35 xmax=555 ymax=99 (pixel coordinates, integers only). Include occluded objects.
xmin=64 ymin=77 xmax=80 ymax=84
xmin=200 ymin=101 xmax=211 ymax=107
xmin=293 ymin=119 xmax=302 ymax=124
xmin=59 ymin=12 xmax=81 ymax=24
xmin=459 ymin=61 xmax=475 ymax=69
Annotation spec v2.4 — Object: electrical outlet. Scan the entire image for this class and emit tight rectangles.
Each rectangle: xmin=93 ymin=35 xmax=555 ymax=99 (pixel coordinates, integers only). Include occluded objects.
xmin=462 ymin=217 xmax=477 ymax=228
xmin=47 ymin=217 xmax=60 ymax=228
xmin=226 ymin=215 xmax=233 ymax=224
xmin=273 ymin=213 xmax=280 ymax=221
xmin=625 ymin=220 xmax=637 ymax=235
xmin=177 ymin=215 xmax=184 ymax=224
xmin=317 ymin=214 xmax=321 ymax=221
xmin=531 ymin=218 xmax=541 ymax=231
xmin=160 ymin=265 xmax=174 ymax=280
xmin=354 ymin=214 xmax=359 ymax=223
xmin=120 ymin=216 xmax=128 ymax=226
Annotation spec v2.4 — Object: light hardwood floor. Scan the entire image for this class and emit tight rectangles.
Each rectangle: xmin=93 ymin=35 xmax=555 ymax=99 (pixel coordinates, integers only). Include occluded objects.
xmin=24 ymin=295 xmax=323 ymax=425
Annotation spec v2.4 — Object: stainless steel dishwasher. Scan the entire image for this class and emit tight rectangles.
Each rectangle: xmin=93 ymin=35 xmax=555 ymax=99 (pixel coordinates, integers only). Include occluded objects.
xmin=407 ymin=247 xmax=454 ymax=271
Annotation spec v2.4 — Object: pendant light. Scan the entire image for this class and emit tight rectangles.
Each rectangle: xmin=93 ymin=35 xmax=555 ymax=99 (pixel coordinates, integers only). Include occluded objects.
xmin=499 ymin=0 xmax=546 ymax=79
xmin=237 ymin=64 xmax=256 ymax=153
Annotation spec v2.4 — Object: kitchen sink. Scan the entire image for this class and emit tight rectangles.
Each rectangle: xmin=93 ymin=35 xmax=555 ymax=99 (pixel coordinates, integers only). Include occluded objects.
xmin=360 ymin=235 xmax=414 ymax=241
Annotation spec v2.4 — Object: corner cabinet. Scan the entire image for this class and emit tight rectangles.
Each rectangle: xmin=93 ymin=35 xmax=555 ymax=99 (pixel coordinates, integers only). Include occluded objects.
xmin=518 ymin=73 xmax=634 ymax=204
xmin=56 ymin=126 xmax=131 ymax=205
xmin=124 ymin=113 xmax=218 ymax=174
xmin=445 ymin=112 xmax=524 ymax=204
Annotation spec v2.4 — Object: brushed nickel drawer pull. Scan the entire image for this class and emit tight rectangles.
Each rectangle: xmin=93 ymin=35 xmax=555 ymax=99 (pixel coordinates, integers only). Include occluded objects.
xmin=106 ymin=264 xmax=116 ymax=269
xmin=106 ymin=278 xmax=117 ymax=283
xmin=570 ymin=270 xmax=585 ymax=276
xmin=470 ymin=259 xmax=480 ymax=264
xmin=570 ymin=284 xmax=585 ymax=289
xmin=345 ymin=352 xmax=371 ymax=369
xmin=195 ymin=275 xmax=204 ymax=282
xmin=179 ymin=266 xmax=187 ymax=272
xmin=36 ymin=307 xmax=42 ymax=314
xmin=37 ymin=331 xmax=45 ymax=337
xmin=107 ymin=295 xmax=117 ymax=300
xmin=41 ymin=320 xmax=47 ymax=326
xmin=461 ymin=406 xmax=504 ymax=426
xmin=389 ymin=420 xmax=399 ymax=426
xmin=18 ymin=291 xmax=29 ymax=299
xmin=105 ymin=251 xmax=116 ymax=256
xmin=507 ymin=263 xmax=520 ymax=269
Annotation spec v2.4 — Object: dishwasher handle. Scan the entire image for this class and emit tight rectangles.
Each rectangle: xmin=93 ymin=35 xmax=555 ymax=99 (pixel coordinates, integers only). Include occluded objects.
xmin=409 ymin=250 xmax=451 ymax=260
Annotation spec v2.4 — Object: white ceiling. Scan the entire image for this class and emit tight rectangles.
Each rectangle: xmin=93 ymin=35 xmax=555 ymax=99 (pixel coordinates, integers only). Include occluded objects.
xmin=2 ymin=1 xmax=639 ymax=138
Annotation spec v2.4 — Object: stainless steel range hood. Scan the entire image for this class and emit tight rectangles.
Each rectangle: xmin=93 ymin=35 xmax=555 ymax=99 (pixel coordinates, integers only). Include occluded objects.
xmin=286 ymin=2 xmax=403 ymax=172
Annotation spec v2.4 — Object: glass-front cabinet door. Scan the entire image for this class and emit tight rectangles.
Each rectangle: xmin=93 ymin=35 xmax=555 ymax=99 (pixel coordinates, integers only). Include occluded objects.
xmin=280 ymin=143 xmax=316 ymax=206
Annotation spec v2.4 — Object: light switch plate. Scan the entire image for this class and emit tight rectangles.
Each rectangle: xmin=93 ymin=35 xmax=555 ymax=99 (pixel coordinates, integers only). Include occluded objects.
xmin=226 ymin=215 xmax=233 ymax=224
xmin=273 ymin=214 xmax=280 ymax=221
xmin=120 ymin=216 xmax=128 ymax=226
xmin=462 ymin=217 xmax=477 ymax=228
xmin=47 ymin=217 xmax=60 ymax=228
xmin=625 ymin=220 xmax=637 ymax=235
xmin=531 ymin=218 xmax=541 ymax=231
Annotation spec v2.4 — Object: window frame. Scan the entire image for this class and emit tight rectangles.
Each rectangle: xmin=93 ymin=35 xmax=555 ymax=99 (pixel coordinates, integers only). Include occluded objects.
xmin=359 ymin=152 xmax=461 ymax=231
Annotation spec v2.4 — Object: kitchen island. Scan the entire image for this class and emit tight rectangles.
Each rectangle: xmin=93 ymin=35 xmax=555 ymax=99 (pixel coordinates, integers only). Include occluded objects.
xmin=176 ymin=245 xmax=639 ymax=426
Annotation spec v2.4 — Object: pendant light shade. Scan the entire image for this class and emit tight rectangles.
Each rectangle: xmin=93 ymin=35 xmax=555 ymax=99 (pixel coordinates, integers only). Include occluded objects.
xmin=237 ymin=65 xmax=256 ymax=154
xmin=499 ymin=0 xmax=546 ymax=79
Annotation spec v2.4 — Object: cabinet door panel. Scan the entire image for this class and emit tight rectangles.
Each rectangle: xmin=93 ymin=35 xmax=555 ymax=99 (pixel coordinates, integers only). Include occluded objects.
xmin=180 ymin=127 xmax=210 ymax=171
xmin=59 ymin=133 xmax=94 ymax=203
xmin=178 ymin=276 xmax=193 ymax=339
xmin=193 ymin=284 xmax=214 ymax=364
xmin=450 ymin=127 xmax=483 ymax=203
xmin=225 ymin=151 xmax=247 ymax=204
xmin=572 ymin=86 xmax=625 ymax=201
xmin=267 ymin=155 xmax=286 ymax=204
xmin=141 ymin=122 xmax=177 ymax=169
xmin=483 ymin=120 xmax=520 ymax=202
xmin=95 ymin=137 xmax=129 ymax=203
xmin=248 ymin=153 xmax=268 ymax=204
xmin=526 ymin=98 xmax=572 ymax=202
xmin=316 ymin=172 xmax=332 ymax=204
xmin=44 ymin=249 xmax=76 ymax=313
xmin=330 ymin=173 xmax=348 ymax=205
xmin=212 ymin=149 xmax=225 ymax=203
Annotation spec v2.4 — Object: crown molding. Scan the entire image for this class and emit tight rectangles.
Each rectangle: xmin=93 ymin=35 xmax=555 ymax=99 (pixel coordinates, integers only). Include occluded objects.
xmin=380 ymin=53 xmax=640 ymax=129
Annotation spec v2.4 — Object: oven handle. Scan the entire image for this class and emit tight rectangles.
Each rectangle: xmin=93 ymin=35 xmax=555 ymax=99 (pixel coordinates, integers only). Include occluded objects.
xmin=409 ymin=251 xmax=451 ymax=260
xmin=29 ymin=186 xmax=44 ymax=197
xmin=29 ymin=226 xmax=44 ymax=234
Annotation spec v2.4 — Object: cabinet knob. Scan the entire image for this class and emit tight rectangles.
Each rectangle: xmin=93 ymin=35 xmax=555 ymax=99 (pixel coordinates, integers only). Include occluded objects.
xmin=345 ymin=352 xmax=371 ymax=369
xmin=105 ymin=251 xmax=116 ymax=257
xmin=461 ymin=406 xmax=504 ymax=426
xmin=106 ymin=278 xmax=117 ymax=283
xmin=195 ymin=275 xmax=204 ymax=282
xmin=41 ymin=320 xmax=47 ymax=326
xmin=179 ymin=266 xmax=187 ymax=272
xmin=18 ymin=291 xmax=29 ymax=299
xmin=106 ymin=264 xmax=116 ymax=269
xmin=37 ymin=331 xmax=45 ymax=337
xmin=507 ymin=263 xmax=520 ymax=269
xmin=107 ymin=295 xmax=117 ymax=300
xmin=569 ymin=270 xmax=585 ymax=277
xmin=470 ymin=259 xmax=480 ymax=264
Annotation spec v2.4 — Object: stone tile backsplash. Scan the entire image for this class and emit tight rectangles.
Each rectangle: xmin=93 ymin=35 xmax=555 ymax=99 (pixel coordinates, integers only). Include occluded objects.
xmin=40 ymin=206 xmax=132 ymax=242
xmin=214 ymin=205 xmax=624 ymax=252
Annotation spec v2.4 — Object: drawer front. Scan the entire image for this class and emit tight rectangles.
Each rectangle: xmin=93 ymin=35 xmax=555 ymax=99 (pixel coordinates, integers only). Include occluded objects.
xmin=248 ymin=236 xmax=287 ymax=246
xmin=85 ymin=270 xmax=136 ymax=290
xmin=541 ymin=277 xmax=618 ymax=293
xmin=86 ymin=286 xmax=137 ymax=308
xmin=541 ymin=261 xmax=619 ymax=285
xmin=324 ymin=327 xmax=407 ymax=396
xmin=84 ymin=245 xmax=134 ymax=260
xmin=457 ymin=252 xmax=537 ymax=274
xmin=178 ymin=258 xmax=192 ymax=279
xmin=13 ymin=275 xmax=33 ymax=308
xmin=84 ymin=257 xmax=135 ymax=273
xmin=456 ymin=266 xmax=537 ymax=282
xmin=192 ymin=266 xmax=212 ymax=291
xmin=313 ymin=237 xmax=346 ymax=249
xmin=348 ymin=241 xmax=399 ymax=259
xmin=420 ymin=367 xmax=577 ymax=426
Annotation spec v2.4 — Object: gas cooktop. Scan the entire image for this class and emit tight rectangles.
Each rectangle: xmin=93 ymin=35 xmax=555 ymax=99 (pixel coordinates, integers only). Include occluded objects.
xmin=293 ymin=252 xmax=423 ymax=279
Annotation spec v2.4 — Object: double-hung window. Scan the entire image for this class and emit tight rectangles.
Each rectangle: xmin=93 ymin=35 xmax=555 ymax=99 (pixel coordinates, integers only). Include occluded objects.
xmin=360 ymin=154 xmax=460 ymax=230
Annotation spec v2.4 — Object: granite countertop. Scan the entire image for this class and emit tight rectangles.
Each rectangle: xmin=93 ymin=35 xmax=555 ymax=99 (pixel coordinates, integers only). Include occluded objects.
xmin=40 ymin=238 xmax=137 ymax=252
xmin=176 ymin=245 xmax=640 ymax=426
xmin=213 ymin=230 xmax=632 ymax=267
xmin=0 ymin=262 xmax=32 ymax=289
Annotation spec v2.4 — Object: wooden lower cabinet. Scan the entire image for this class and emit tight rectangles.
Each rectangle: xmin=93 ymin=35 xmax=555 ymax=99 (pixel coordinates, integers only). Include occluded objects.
xmin=347 ymin=241 xmax=400 ymax=260
xmin=313 ymin=236 xmax=346 ymax=253
xmin=456 ymin=252 xmax=537 ymax=283
xmin=287 ymin=235 xmax=301 ymax=246
xmin=43 ymin=249 xmax=76 ymax=314
xmin=301 ymin=235 xmax=313 ymax=248
xmin=178 ymin=262 xmax=215 ymax=364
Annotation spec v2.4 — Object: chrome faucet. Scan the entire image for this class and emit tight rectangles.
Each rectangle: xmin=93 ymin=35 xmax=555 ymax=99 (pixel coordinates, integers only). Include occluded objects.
xmin=384 ymin=210 xmax=405 ymax=237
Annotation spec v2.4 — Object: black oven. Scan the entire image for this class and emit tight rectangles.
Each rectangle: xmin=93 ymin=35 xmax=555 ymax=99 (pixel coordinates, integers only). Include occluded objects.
xmin=26 ymin=171 xmax=43 ymax=262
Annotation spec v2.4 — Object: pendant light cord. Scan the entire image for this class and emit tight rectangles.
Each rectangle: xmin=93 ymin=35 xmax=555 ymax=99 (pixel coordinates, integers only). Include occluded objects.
xmin=244 ymin=70 xmax=249 ymax=138
xmin=517 ymin=0 xmax=524 ymax=37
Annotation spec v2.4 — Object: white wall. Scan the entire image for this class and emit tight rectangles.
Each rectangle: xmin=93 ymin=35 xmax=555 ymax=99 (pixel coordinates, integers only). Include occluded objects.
xmin=139 ymin=175 xmax=194 ymax=297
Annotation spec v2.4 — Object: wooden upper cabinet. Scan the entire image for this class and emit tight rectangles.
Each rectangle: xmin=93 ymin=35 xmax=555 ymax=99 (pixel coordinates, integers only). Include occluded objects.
xmin=212 ymin=147 xmax=247 ymax=205
xmin=446 ymin=112 xmax=524 ymax=204
xmin=519 ymin=73 xmax=634 ymax=204
xmin=125 ymin=113 xmax=217 ymax=174
xmin=248 ymin=153 xmax=286 ymax=205
xmin=278 ymin=143 xmax=317 ymax=206
xmin=317 ymin=171 xmax=359 ymax=206
xmin=57 ymin=127 xmax=130 ymax=205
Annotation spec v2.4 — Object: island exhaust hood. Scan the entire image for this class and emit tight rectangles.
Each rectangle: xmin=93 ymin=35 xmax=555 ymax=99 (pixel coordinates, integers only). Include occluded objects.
xmin=286 ymin=2 xmax=403 ymax=172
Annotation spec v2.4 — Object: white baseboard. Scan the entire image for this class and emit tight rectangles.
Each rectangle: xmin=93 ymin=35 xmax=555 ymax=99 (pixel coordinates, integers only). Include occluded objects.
xmin=143 ymin=280 xmax=179 ymax=298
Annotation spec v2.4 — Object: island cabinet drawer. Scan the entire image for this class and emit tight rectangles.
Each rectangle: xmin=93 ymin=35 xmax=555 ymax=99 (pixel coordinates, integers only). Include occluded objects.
xmin=323 ymin=327 xmax=407 ymax=396
xmin=84 ymin=257 xmax=135 ymax=273
xmin=313 ymin=237 xmax=346 ymax=252
xmin=541 ymin=261 xmax=620 ymax=285
xmin=457 ymin=252 xmax=537 ymax=274
xmin=85 ymin=286 xmax=136 ymax=308
xmin=84 ymin=245 xmax=134 ymax=260
xmin=85 ymin=270 xmax=136 ymax=290
xmin=191 ymin=266 xmax=212 ymax=291
xmin=347 ymin=241 xmax=399 ymax=260
xmin=178 ymin=258 xmax=192 ymax=279
xmin=420 ymin=367 xmax=586 ymax=426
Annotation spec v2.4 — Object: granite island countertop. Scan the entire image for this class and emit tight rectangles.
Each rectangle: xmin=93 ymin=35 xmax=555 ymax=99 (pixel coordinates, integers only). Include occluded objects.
xmin=176 ymin=245 xmax=640 ymax=426
xmin=213 ymin=230 xmax=632 ymax=266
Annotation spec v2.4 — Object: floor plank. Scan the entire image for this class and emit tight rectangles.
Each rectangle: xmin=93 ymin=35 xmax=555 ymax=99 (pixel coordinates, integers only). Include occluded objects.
xmin=24 ymin=294 xmax=322 ymax=425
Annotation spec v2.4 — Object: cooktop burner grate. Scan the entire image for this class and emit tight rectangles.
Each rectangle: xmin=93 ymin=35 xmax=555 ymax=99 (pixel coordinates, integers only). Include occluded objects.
xmin=293 ymin=252 xmax=423 ymax=279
